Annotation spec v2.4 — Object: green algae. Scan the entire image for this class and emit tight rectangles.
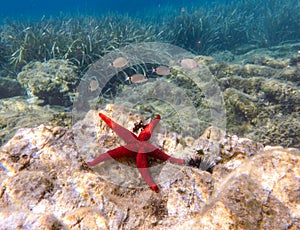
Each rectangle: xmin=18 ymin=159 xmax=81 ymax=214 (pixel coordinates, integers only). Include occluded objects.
xmin=17 ymin=59 xmax=79 ymax=106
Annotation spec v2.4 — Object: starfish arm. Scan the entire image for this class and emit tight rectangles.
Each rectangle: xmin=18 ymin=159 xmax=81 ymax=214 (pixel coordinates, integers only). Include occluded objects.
xmin=148 ymin=148 xmax=185 ymax=165
xmin=99 ymin=113 xmax=138 ymax=144
xmin=138 ymin=115 xmax=161 ymax=141
xmin=87 ymin=145 xmax=136 ymax=167
xmin=136 ymin=152 xmax=159 ymax=192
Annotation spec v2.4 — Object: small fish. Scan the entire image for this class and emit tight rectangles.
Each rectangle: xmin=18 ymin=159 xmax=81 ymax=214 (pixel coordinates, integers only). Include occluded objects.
xmin=179 ymin=58 xmax=198 ymax=70
xmin=110 ymin=57 xmax=129 ymax=68
xmin=152 ymin=66 xmax=171 ymax=76
xmin=89 ymin=76 xmax=99 ymax=92
xmin=126 ymin=73 xmax=148 ymax=84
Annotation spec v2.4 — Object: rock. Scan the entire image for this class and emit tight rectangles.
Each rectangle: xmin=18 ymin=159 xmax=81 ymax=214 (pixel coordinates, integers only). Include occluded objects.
xmin=208 ymin=54 xmax=300 ymax=148
xmin=175 ymin=147 xmax=300 ymax=230
xmin=208 ymin=43 xmax=300 ymax=148
xmin=17 ymin=59 xmax=79 ymax=106
xmin=0 ymin=107 xmax=299 ymax=229
xmin=0 ymin=96 xmax=72 ymax=146
xmin=0 ymin=209 xmax=63 ymax=230
xmin=0 ymin=77 xmax=24 ymax=99
xmin=63 ymin=207 xmax=108 ymax=230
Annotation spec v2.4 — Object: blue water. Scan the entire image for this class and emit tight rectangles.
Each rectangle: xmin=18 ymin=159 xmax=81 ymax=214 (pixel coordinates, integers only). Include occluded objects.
xmin=1 ymin=0 xmax=201 ymax=18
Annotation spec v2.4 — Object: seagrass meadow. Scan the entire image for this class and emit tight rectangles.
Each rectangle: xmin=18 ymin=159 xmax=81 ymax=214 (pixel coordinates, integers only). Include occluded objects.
xmin=0 ymin=0 xmax=299 ymax=147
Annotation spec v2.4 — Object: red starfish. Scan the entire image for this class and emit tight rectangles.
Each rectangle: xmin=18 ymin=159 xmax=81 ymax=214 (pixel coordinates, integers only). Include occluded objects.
xmin=87 ymin=112 xmax=185 ymax=192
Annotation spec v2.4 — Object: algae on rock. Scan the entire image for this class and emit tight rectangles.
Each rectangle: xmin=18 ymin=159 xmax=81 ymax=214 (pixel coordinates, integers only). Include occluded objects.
xmin=0 ymin=97 xmax=71 ymax=146
xmin=17 ymin=59 xmax=79 ymax=106
xmin=207 ymin=49 xmax=300 ymax=148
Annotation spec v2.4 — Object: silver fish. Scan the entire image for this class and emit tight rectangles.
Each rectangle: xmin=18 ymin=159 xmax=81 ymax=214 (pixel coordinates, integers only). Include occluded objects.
xmin=179 ymin=58 xmax=198 ymax=70
xmin=152 ymin=66 xmax=171 ymax=76
xmin=127 ymin=73 xmax=148 ymax=84
xmin=89 ymin=76 xmax=99 ymax=92
xmin=110 ymin=57 xmax=129 ymax=68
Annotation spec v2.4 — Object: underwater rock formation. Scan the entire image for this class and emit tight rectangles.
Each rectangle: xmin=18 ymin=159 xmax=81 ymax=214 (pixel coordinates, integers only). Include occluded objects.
xmin=17 ymin=59 xmax=79 ymax=106
xmin=0 ymin=96 xmax=71 ymax=146
xmin=94 ymin=44 xmax=299 ymax=148
xmin=0 ymin=77 xmax=24 ymax=99
xmin=1 ymin=43 xmax=298 ymax=150
xmin=206 ymin=45 xmax=300 ymax=148
xmin=0 ymin=106 xmax=299 ymax=229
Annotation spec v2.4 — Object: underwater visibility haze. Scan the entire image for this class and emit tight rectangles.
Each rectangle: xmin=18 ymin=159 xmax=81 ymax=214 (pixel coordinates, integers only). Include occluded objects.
xmin=0 ymin=0 xmax=299 ymax=148
xmin=0 ymin=1 xmax=300 ymax=229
